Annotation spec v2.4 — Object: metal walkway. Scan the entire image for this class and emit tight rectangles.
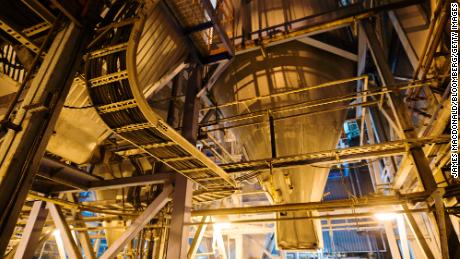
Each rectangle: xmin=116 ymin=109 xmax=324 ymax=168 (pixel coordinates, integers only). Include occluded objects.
xmin=220 ymin=136 xmax=450 ymax=173
xmin=84 ymin=1 xmax=236 ymax=203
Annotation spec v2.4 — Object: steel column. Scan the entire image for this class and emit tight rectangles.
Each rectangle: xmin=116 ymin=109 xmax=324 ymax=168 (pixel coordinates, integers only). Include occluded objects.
xmin=432 ymin=190 xmax=450 ymax=259
xmin=240 ymin=0 xmax=252 ymax=44
xmin=0 ymin=21 xmax=91 ymax=255
xmin=166 ymin=175 xmax=194 ymax=259
xmin=269 ymin=113 xmax=277 ymax=158
xmin=166 ymin=74 xmax=182 ymax=126
xmin=182 ymin=67 xmax=202 ymax=143
xmin=14 ymin=201 xmax=48 ymax=259
xmin=166 ymin=66 xmax=202 ymax=259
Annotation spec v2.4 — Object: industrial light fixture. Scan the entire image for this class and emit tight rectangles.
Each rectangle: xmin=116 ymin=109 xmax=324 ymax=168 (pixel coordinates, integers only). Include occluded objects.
xmin=213 ymin=222 xmax=231 ymax=230
xmin=374 ymin=212 xmax=398 ymax=221
xmin=52 ymin=229 xmax=60 ymax=237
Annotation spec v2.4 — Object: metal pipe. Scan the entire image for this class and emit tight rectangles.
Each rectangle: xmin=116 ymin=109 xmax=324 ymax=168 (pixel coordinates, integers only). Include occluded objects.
xmin=412 ymin=0 xmax=446 ymax=79
xmin=200 ymin=76 xmax=367 ymax=111
xmin=28 ymin=193 xmax=139 ymax=217
xmin=191 ymin=193 xmax=429 ymax=217
xmin=186 ymin=209 xmax=428 ymax=225
xmin=410 ymin=1 xmax=448 ymax=98
xmin=200 ymin=79 xmax=432 ymax=127
xmin=201 ymin=78 xmax=432 ymax=131
xmin=71 ymin=225 xmax=165 ymax=231
xmin=202 ymin=100 xmax=380 ymax=133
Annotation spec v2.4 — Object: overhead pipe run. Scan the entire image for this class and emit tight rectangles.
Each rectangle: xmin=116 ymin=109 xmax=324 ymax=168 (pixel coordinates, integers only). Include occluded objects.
xmin=186 ymin=209 xmax=429 ymax=226
xmin=191 ymin=193 xmax=429 ymax=217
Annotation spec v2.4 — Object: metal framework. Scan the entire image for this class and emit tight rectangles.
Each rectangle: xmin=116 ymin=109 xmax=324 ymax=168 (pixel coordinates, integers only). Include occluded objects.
xmin=0 ymin=0 xmax=457 ymax=258
xmin=0 ymin=21 xmax=91 ymax=255
xmin=84 ymin=2 xmax=236 ymax=199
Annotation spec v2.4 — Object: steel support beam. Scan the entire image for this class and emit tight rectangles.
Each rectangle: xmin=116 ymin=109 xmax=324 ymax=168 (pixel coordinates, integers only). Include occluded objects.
xmin=50 ymin=173 xmax=172 ymax=193
xmin=397 ymin=215 xmax=411 ymax=259
xmin=384 ymin=221 xmax=402 ymax=259
xmin=54 ymin=231 xmax=67 ymax=259
xmin=298 ymin=37 xmax=358 ymax=61
xmin=361 ymin=19 xmax=460 ymax=258
xmin=357 ymin=24 xmax=384 ymax=190
xmin=166 ymin=66 xmax=202 ymax=259
xmin=247 ymin=236 xmax=274 ymax=259
xmin=235 ymin=234 xmax=243 ymax=259
xmin=197 ymin=60 xmax=232 ymax=99
xmin=0 ymin=21 xmax=91 ymax=255
xmin=403 ymin=204 xmax=435 ymax=259
xmin=144 ymin=62 xmax=189 ymax=99
xmin=221 ymin=136 xmax=448 ymax=174
xmin=432 ymin=190 xmax=450 ymax=259
xmin=13 ymin=201 xmax=48 ymax=259
xmin=188 ymin=216 xmax=209 ymax=259
xmin=235 ymin=0 xmax=424 ymax=55
xmin=202 ymin=0 xmax=234 ymax=57
xmin=20 ymin=0 xmax=56 ymax=24
xmin=166 ymin=175 xmax=194 ymax=259
xmin=182 ymin=67 xmax=202 ymax=143
xmin=99 ymin=185 xmax=173 ymax=259
xmin=361 ymin=20 xmax=436 ymax=191
xmin=49 ymin=0 xmax=82 ymax=27
xmin=7 ymin=232 xmax=51 ymax=259
xmin=240 ymin=0 xmax=252 ymax=44
xmin=214 ymin=228 xmax=228 ymax=259
xmin=47 ymin=202 xmax=83 ymax=259
xmin=388 ymin=11 xmax=419 ymax=69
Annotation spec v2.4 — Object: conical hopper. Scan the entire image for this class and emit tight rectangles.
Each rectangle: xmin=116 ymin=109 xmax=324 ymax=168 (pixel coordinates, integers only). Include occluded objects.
xmin=212 ymin=41 xmax=354 ymax=250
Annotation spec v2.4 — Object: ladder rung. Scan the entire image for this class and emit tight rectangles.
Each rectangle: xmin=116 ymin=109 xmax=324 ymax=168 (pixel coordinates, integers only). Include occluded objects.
xmin=180 ymin=167 xmax=209 ymax=174
xmin=141 ymin=141 xmax=177 ymax=149
xmin=97 ymin=99 xmax=137 ymax=114
xmin=113 ymin=122 xmax=152 ymax=133
xmin=89 ymin=70 xmax=128 ymax=87
xmin=88 ymin=42 xmax=128 ymax=59
xmin=163 ymin=156 xmax=195 ymax=163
